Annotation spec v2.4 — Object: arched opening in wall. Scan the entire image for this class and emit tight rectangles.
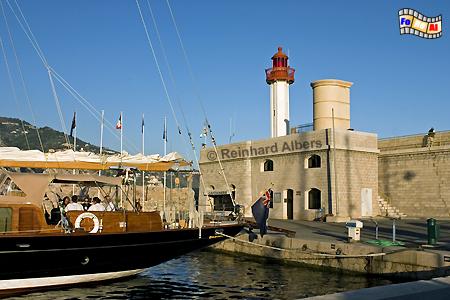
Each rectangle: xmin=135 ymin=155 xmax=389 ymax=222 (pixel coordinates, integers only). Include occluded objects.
xmin=263 ymin=159 xmax=274 ymax=172
xmin=306 ymin=155 xmax=321 ymax=168
xmin=209 ymin=185 xmax=215 ymax=190
xmin=308 ymin=188 xmax=321 ymax=209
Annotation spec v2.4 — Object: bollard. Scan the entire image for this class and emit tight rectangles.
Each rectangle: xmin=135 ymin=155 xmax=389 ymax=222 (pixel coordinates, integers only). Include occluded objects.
xmin=427 ymin=218 xmax=439 ymax=245
xmin=345 ymin=220 xmax=363 ymax=242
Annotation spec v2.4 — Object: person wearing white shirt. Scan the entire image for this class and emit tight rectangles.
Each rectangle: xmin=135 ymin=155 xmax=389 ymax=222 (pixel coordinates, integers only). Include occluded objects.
xmin=88 ymin=197 xmax=106 ymax=212
xmin=65 ymin=195 xmax=84 ymax=211
xmin=104 ymin=195 xmax=116 ymax=211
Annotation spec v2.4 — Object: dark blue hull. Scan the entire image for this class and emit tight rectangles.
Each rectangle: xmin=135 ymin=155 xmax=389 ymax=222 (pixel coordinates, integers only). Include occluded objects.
xmin=0 ymin=225 xmax=242 ymax=282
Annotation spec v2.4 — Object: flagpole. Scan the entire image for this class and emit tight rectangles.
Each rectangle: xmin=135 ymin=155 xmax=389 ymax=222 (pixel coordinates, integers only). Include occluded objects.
xmin=73 ymin=127 xmax=77 ymax=152
xmin=73 ymin=110 xmax=77 ymax=153
xmin=99 ymin=110 xmax=104 ymax=176
xmin=72 ymin=111 xmax=76 ymax=196
xmin=120 ymin=111 xmax=123 ymax=209
xmin=163 ymin=116 xmax=167 ymax=221
xmin=142 ymin=113 xmax=145 ymax=205
xmin=120 ymin=111 xmax=123 ymax=157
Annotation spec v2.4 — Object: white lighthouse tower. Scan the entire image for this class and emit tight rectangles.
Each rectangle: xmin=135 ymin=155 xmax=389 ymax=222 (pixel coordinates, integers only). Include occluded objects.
xmin=266 ymin=47 xmax=295 ymax=138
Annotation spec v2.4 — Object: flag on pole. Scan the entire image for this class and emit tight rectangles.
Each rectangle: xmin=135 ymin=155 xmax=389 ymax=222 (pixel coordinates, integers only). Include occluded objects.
xmin=141 ymin=114 xmax=145 ymax=134
xmin=251 ymin=189 xmax=272 ymax=237
xmin=163 ymin=118 xmax=167 ymax=142
xmin=116 ymin=113 xmax=122 ymax=129
xmin=69 ymin=112 xmax=76 ymax=137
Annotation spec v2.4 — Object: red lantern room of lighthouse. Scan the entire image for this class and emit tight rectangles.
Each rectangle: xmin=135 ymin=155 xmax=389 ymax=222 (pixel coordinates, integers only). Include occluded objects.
xmin=265 ymin=47 xmax=295 ymax=84
xmin=265 ymin=47 xmax=295 ymax=138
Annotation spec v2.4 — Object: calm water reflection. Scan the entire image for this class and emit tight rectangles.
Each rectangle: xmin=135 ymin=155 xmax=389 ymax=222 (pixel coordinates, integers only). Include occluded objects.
xmin=9 ymin=249 xmax=396 ymax=299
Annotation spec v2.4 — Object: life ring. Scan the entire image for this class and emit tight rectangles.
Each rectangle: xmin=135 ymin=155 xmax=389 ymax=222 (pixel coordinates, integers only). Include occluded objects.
xmin=75 ymin=212 xmax=100 ymax=234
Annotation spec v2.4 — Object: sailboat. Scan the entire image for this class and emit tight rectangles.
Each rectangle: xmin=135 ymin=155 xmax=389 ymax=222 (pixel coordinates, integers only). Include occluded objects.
xmin=0 ymin=148 xmax=243 ymax=297
xmin=0 ymin=1 xmax=244 ymax=297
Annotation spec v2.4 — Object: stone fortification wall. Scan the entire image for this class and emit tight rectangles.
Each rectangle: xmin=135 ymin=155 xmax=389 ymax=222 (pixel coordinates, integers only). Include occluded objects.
xmin=379 ymin=131 xmax=450 ymax=151
xmin=378 ymin=131 xmax=450 ymax=217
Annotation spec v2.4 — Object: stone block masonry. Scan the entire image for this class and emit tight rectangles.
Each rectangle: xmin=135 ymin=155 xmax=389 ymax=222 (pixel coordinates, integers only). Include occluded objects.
xmin=379 ymin=131 xmax=450 ymax=218
xmin=199 ymin=129 xmax=379 ymax=221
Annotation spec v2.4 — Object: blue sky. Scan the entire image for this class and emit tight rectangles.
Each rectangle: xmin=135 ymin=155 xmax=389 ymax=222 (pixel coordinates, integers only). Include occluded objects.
xmin=0 ymin=0 xmax=449 ymax=161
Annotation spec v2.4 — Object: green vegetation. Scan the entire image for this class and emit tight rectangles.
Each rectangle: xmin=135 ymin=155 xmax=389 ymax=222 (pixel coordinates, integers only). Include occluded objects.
xmin=0 ymin=116 xmax=115 ymax=153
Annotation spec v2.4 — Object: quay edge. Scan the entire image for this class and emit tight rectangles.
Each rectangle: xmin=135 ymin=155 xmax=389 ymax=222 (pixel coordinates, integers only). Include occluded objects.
xmin=212 ymin=232 xmax=450 ymax=280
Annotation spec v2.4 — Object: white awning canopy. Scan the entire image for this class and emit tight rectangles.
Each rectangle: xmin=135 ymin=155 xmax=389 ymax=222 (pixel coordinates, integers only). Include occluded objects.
xmin=0 ymin=147 xmax=190 ymax=171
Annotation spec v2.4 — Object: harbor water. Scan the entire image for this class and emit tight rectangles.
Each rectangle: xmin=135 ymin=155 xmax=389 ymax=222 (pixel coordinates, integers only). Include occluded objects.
xmin=9 ymin=250 xmax=399 ymax=299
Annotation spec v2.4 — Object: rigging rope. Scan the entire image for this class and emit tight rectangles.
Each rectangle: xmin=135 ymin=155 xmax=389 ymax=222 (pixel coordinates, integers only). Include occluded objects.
xmin=135 ymin=0 xmax=182 ymax=137
xmin=46 ymin=68 xmax=71 ymax=147
xmin=166 ymin=0 xmax=236 ymax=206
xmin=11 ymin=0 xmax=48 ymax=66
xmin=145 ymin=0 xmax=208 ymax=200
xmin=49 ymin=68 xmax=141 ymax=154
xmin=136 ymin=0 xmax=196 ymax=169
xmin=137 ymin=0 xmax=200 ymax=173
xmin=7 ymin=0 xmax=141 ymax=154
xmin=6 ymin=0 xmax=70 ymax=147
xmin=6 ymin=0 xmax=46 ymax=67
xmin=0 ymin=20 xmax=30 ymax=149
xmin=146 ymin=0 xmax=189 ymax=136
xmin=0 ymin=1 xmax=45 ymax=154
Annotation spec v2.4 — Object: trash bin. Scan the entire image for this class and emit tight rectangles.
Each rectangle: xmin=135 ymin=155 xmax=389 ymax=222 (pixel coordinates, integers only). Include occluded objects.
xmin=345 ymin=220 xmax=363 ymax=242
xmin=427 ymin=218 xmax=439 ymax=245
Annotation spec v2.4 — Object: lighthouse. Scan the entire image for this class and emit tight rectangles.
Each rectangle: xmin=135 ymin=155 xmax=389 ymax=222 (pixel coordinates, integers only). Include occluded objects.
xmin=265 ymin=47 xmax=295 ymax=138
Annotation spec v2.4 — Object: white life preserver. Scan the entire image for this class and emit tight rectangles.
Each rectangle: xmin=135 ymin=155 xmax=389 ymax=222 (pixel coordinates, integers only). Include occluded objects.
xmin=74 ymin=212 xmax=100 ymax=234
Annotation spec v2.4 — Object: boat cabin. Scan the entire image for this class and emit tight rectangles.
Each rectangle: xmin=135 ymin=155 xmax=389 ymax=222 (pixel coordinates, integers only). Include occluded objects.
xmin=0 ymin=170 xmax=163 ymax=235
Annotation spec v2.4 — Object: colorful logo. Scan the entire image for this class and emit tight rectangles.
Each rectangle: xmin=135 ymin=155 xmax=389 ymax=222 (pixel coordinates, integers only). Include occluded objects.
xmin=399 ymin=8 xmax=442 ymax=39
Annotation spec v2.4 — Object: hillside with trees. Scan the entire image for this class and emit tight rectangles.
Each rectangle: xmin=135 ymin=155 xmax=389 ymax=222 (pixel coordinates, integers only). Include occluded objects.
xmin=0 ymin=116 xmax=115 ymax=153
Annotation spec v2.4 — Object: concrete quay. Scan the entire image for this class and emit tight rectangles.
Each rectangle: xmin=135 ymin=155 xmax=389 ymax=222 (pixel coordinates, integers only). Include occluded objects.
xmin=305 ymin=275 xmax=450 ymax=299
xmin=213 ymin=218 xmax=450 ymax=279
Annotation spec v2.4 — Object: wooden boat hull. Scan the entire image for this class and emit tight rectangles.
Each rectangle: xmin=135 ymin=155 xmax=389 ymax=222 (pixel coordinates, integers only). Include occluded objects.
xmin=0 ymin=224 xmax=242 ymax=296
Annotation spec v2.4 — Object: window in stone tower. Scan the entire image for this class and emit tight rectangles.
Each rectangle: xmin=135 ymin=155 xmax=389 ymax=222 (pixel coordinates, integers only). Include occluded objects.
xmin=308 ymin=188 xmax=321 ymax=209
xmin=307 ymin=154 xmax=321 ymax=168
xmin=263 ymin=159 xmax=274 ymax=172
